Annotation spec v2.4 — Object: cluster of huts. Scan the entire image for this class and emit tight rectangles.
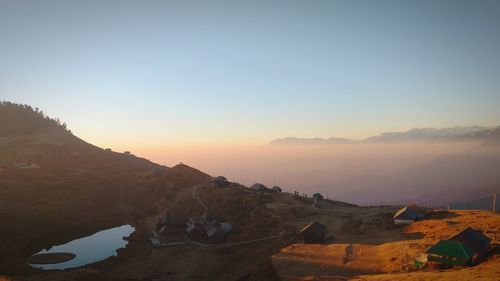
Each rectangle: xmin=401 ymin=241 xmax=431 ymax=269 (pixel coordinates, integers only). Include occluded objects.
xmin=213 ymin=176 xmax=283 ymax=193
xmin=150 ymin=177 xmax=291 ymax=246
xmin=285 ymin=206 xmax=493 ymax=270
xmin=250 ymin=182 xmax=283 ymax=193
xmin=213 ymin=177 xmax=330 ymax=243
xmin=153 ymin=211 xmax=233 ymax=245
xmin=186 ymin=217 xmax=233 ymax=239
xmin=295 ymin=206 xmax=426 ymax=245
xmin=213 ymin=176 xmax=242 ymax=188
xmin=154 ymin=177 xmax=493 ymax=271
xmin=392 ymin=206 xmax=492 ymax=269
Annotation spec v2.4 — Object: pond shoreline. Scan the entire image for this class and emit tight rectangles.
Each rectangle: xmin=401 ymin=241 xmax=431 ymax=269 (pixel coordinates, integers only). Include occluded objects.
xmin=26 ymin=224 xmax=136 ymax=270
xmin=27 ymin=253 xmax=76 ymax=265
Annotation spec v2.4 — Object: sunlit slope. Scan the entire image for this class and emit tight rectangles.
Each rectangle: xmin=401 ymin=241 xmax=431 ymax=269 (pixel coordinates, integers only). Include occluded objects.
xmin=272 ymin=210 xmax=499 ymax=281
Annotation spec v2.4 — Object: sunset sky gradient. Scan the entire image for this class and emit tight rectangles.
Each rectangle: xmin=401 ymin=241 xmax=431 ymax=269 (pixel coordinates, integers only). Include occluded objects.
xmin=1 ymin=0 xmax=500 ymax=149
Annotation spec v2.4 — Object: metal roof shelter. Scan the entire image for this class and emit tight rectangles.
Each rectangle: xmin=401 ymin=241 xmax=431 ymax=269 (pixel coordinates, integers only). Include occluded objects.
xmin=250 ymin=183 xmax=270 ymax=192
xmin=296 ymin=221 xmax=327 ymax=244
xmin=271 ymin=186 xmax=282 ymax=192
xmin=448 ymin=227 xmax=491 ymax=254
xmin=214 ymin=176 xmax=231 ymax=187
xmin=425 ymin=227 xmax=491 ymax=267
xmin=393 ymin=206 xmax=424 ymax=224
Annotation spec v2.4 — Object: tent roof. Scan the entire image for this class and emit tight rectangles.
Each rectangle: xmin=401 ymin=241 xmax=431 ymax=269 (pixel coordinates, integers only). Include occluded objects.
xmin=250 ymin=183 xmax=269 ymax=190
xmin=426 ymin=240 xmax=475 ymax=260
xmin=393 ymin=206 xmax=424 ymax=220
xmin=448 ymin=227 xmax=491 ymax=253
xmin=297 ymin=221 xmax=326 ymax=236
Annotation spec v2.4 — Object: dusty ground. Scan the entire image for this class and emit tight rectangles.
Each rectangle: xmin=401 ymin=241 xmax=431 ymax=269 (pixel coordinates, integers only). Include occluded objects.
xmin=352 ymin=255 xmax=500 ymax=281
xmin=272 ymin=210 xmax=499 ymax=281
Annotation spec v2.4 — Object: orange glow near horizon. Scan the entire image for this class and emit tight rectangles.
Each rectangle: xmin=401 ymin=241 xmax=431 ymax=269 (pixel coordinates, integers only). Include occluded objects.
xmin=127 ymin=141 xmax=497 ymax=205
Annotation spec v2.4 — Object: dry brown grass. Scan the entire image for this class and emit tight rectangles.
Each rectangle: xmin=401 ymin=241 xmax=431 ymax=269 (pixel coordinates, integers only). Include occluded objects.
xmin=273 ymin=210 xmax=500 ymax=281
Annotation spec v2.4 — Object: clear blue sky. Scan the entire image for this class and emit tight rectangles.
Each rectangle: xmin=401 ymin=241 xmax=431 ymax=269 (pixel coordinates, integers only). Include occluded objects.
xmin=1 ymin=0 xmax=499 ymax=146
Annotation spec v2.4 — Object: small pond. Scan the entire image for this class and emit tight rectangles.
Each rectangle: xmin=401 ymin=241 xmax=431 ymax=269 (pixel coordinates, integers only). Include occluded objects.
xmin=28 ymin=224 xmax=135 ymax=270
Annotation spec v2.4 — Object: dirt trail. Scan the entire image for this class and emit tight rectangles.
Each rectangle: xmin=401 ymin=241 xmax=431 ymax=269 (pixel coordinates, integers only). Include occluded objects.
xmin=188 ymin=186 xmax=286 ymax=248
xmin=250 ymin=206 xmax=258 ymax=218
xmin=343 ymin=244 xmax=354 ymax=266
xmin=183 ymin=232 xmax=285 ymax=248
xmin=192 ymin=185 xmax=208 ymax=222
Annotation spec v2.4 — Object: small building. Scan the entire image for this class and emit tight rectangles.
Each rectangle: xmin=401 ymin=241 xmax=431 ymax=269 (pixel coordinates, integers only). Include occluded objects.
xmin=296 ymin=221 xmax=327 ymax=244
xmin=271 ymin=186 xmax=282 ymax=192
xmin=214 ymin=176 xmax=231 ymax=187
xmin=393 ymin=206 xmax=424 ymax=224
xmin=425 ymin=227 xmax=491 ymax=267
xmin=203 ymin=217 xmax=225 ymax=238
xmin=186 ymin=217 xmax=232 ymax=239
xmin=312 ymin=193 xmax=323 ymax=200
xmin=229 ymin=182 xmax=244 ymax=188
xmin=220 ymin=222 xmax=233 ymax=234
xmin=250 ymin=183 xmax=270 ymax=192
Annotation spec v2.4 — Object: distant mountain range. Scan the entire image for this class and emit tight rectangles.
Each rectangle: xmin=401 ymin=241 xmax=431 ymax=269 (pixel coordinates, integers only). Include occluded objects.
xmin=270 ymin=126 xmax=500 ymax=144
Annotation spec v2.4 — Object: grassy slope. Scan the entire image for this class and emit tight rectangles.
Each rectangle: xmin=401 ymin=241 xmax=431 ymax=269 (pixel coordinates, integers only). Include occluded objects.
xmin=272 ymin=210 xmax=499 ymax=281
xmin=0 ymin=126 xmax=169 ymax=273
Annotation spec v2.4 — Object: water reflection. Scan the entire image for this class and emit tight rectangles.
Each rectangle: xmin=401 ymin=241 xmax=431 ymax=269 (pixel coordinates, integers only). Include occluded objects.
xmin=29 ymin=224 xmax=135 ymax=270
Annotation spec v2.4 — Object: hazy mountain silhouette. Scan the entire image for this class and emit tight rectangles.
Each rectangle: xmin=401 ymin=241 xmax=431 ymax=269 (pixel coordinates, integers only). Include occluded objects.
xmin=364 ymin=126 xmax=500 ymax=143
xmin=270 ymin=126 xmax=500 ymax=144
xmin=270 ymin=136 xmax=356 ymax=145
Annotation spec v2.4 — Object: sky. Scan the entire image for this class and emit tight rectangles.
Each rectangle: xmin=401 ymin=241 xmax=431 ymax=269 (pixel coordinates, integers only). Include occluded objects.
xmin=1 ymin=0 xmax=500 ymax=149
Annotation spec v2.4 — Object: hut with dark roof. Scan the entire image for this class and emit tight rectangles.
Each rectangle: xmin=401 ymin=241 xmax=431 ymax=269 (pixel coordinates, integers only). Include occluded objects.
xmin=271 ymin=186 xmax=282 ymax=192
xmin=393 ymin=206 xmax=424 ymax=224
xmin=214 ymin=176 xmax=231 ymax=187
xmin=250 ymin=183 xmax=271 ymax=192
xmin=296 ymin=221 xmax=327 ymax=244
xmin=186 ymin=217 xmax=233 ymax=240
xmin=425 ymin=227 xmax=491 ymax=267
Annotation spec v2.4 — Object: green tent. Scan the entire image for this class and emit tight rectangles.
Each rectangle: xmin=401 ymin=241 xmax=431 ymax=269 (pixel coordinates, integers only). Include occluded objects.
xmin=426 ymin=240 xmax=476 ymax=266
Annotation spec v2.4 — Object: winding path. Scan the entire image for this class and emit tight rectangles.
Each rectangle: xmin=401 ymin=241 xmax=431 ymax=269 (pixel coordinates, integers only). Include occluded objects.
xmin=342 ymin=244 xmax=354 ymax=267
xmin=183 ymin=232 xmax=286 ymax=248
xmin=186 ymin=185 xmax=286 ymax=248
xmin=192 ymin=185 xmax=208 ymax=222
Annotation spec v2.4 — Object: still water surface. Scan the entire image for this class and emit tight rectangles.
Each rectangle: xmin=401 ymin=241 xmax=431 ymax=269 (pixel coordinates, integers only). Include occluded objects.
xmin=29 ymin=224 xmax=135 ymax=270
